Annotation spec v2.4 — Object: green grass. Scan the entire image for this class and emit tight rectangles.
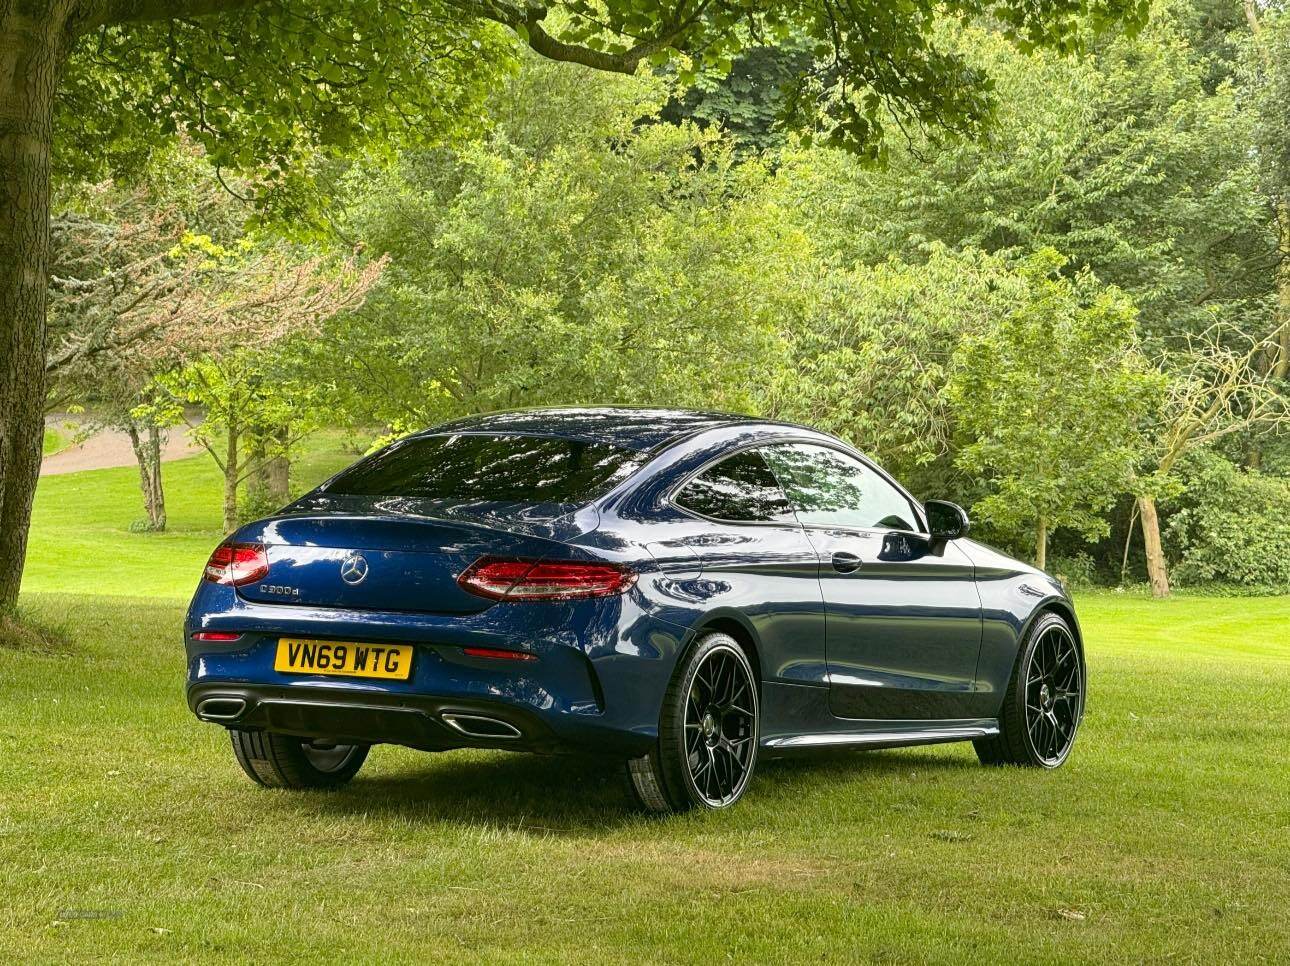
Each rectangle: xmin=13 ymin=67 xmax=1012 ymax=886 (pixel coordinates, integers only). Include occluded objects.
xmin=1 ymin=593 xmax=1286 ymax=963
xmin=5 ymin=449 xmax=1289 ymax=962
xmin=21 ymin=430 xmax=365 ymax=599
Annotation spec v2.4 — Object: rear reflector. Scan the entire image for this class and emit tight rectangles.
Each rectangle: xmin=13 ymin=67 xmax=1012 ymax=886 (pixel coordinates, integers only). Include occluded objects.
xmin=462 ymin=646 xmax=537 ymax=661
xmin=192 ymin=631 xmax=244 ymax=642
xmin=457 ymin=557 xmax=635 ymax=601
xmin=203 ymin=542 xmax=270 ymax=587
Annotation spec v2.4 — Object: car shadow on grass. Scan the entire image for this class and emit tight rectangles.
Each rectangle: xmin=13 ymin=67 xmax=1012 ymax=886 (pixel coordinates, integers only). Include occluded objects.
xmin=293 ymin=744 xmax=979 ymax=832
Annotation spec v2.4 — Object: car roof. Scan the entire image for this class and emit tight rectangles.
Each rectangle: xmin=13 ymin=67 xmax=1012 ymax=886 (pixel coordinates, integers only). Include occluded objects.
xmin=422 ymin=406 xmax=789 ymax=452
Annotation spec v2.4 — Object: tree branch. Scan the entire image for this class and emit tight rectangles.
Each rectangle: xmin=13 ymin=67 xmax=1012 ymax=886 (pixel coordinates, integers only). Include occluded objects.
xmin=84 ymin=0 xmax=272 ymax=28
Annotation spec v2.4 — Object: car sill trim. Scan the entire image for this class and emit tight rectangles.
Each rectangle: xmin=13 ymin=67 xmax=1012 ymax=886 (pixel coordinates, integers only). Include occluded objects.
xmin=764 ymin=722 xmax=999 ymax=750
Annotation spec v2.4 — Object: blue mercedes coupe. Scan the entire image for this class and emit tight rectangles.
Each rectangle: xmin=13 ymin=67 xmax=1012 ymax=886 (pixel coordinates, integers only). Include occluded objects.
xmin=185 ymin=407 xmax=1086 ymax=811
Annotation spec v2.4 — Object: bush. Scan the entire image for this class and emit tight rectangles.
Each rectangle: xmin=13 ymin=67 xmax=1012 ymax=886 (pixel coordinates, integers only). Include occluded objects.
xmin=1164 ymin=454 xmax=1290 ymax=591
xmin=1047 ymin=552 xmax=1099 ymax=589
xmin=238 ymin=487 xmax=293 ymax=527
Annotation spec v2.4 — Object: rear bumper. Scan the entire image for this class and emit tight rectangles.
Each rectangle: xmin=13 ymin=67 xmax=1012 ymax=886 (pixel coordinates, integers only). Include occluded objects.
xmin=184 ymin=582 xmax=691 ymax=759
xmin=187 ymin=682 xmax=596 ymax=754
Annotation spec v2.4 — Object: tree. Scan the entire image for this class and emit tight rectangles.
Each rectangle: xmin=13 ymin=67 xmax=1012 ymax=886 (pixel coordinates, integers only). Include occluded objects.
xmin=769 ymin=8 xmax=1275 ymax=346
xmin=947 ymin=250 xmax=1160 ymax=570
xmin=159 ymin=348 xmax=332 ymax=534
xmin=658 ymin=41 xmax=813 ymax=154
xmin=762 ymin=246 xmax=1007 ymax=485
xmin=161 ymin=249 xmax=380 ymax=533
xmin=1239 ymin=1 xmax=1290 ymax=459
xmin=45 ymin=154 xmax=380 ymax=530
xmin=1134 ymin=325 xmax=1289 ymax=596
xmin=327 ymin=57 xmax=808 ymax=430
xmin=762 ymin=1 xmax=1287 ymax=583
xmin=0 ymin=0 xmax=1147 ymax=617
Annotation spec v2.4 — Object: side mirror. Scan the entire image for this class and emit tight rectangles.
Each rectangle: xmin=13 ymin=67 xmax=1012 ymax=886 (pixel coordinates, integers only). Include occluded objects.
xmin=925 ymin=500 xmax=970 ymax=542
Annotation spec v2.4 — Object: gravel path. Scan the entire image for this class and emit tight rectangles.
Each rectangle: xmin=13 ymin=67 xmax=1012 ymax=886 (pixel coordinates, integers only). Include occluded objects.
xmin=41 ymin=419 xmax=203 ymax=477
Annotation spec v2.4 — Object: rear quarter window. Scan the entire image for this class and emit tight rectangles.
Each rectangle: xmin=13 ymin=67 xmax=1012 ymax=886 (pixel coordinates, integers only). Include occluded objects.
xmin=674 ymin=449 xmax=795 ymax=523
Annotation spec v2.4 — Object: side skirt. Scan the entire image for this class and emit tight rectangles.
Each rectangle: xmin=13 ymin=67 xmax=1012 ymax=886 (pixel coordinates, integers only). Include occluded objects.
xmin=762 ymin=719 xmax=999 ymax=756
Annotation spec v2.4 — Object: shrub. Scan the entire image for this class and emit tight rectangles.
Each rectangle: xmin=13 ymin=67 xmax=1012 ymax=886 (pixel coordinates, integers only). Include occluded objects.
xmin=1164 ymin=454 xmax=1290 ymax=591
xmin=1047 ymin=552 xmax=1099 ymax=589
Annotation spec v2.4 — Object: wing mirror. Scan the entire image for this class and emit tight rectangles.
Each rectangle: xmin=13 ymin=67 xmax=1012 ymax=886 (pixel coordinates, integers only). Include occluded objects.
xmin=925 ymin=500 xmax=970 ymax=543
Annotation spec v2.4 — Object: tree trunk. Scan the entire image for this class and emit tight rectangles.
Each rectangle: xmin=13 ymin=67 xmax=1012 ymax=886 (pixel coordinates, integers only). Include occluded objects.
xmin=125 ymin=421 xmax=167 ymax=530
xmin=222 ymin=416 xmax=239 ymax=534
xmin=126 ymin=422 xmax=154 ymax=527
xmin=1034 ymin=516 xmax=1048 ymax=572
xmin=0 ymin=4 xmax=69 ymax=616
xmin=1137 ymin=494 xmax=1171 ymax=599
xmin=246 ymin=435 xmax=269 ymax=505
xmin=267 ymin=425 xmax=290 ymax=503
xmin=147 ymin=423 xmax=166 ymax=530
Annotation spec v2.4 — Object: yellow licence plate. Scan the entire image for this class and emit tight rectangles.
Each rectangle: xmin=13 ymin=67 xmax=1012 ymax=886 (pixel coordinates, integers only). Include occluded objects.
xmin=275 ymin=639 xmax=414 ymax=680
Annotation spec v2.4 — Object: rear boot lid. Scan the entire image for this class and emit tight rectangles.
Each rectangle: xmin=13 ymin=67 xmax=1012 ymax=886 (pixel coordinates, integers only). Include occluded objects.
xmin=235 ymin=504 xmax=592 ymax=614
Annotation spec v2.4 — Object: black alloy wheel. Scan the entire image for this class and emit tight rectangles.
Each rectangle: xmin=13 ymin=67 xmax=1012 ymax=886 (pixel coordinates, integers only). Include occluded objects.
xmin=976 ymin=611 xmax=1085 ymax=768
xmin=626 ymin=631 xmax=760 ymax=812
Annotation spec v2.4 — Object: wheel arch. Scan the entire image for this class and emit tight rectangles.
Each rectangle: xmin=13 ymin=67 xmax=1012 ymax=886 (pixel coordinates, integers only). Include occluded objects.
xmin=687 ymin=610 xmax=763 ymax=686
xmin=1026 ymin=597 xmax=1084 ymax=654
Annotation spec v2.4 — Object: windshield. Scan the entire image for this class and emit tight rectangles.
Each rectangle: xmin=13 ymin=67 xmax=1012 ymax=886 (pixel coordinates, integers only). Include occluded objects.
xmin=322 ymin=433 xmax=650 ymax=506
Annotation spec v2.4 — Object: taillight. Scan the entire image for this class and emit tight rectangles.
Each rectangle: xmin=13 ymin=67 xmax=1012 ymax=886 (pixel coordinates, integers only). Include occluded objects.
xmin=462 ymin=646 xmax=537 ymax=661
xmin=192 ymin=631 xmax=244 ymax=642
xmin=457 ymin=557 xmax=635 ymax=601
xmin=203 ymin=542 xmax=269 ymax=586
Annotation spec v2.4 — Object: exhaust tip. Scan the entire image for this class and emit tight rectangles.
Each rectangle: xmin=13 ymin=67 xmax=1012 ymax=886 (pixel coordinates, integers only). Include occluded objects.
xmin=196 ymin=697 xmax=248 ymax=722
xmin=441 ymin=712 xmax=522 ymax=740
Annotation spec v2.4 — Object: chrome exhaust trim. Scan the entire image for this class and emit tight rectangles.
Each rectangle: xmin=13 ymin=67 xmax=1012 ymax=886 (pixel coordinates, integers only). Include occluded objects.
xmin=440 ymin=712 xmax=522 ymax=740
xmin=195 ymin=697 xmax=248 ymax=722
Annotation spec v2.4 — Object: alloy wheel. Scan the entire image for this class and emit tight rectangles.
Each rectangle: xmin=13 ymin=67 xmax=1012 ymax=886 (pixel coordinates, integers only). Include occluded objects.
xmin=300 ymin=740 xmax=363 ymax=773
xmin=1023 ymin=623 xmax=1084 ymax=765
xmin=683 ymin=645 xmax=757 ymax=806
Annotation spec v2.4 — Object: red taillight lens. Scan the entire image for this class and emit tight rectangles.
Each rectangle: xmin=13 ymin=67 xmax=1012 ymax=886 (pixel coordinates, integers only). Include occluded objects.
xmin=203 ymin=542 xmax=269 ymax=586
xmin=192 ymin=631 xmax=244 ymax=642
xmin=462 ymin=646 xmax=537 ymax=661
xmin=457 ymin=557 xmax=635 ymax=601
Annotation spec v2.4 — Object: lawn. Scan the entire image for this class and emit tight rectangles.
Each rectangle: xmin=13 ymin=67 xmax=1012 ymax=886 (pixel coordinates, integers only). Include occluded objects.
xmin=21 ymin=430 xmax=366 ymax=599
xmin=3 ymin=451 xmax=1288 ymax=963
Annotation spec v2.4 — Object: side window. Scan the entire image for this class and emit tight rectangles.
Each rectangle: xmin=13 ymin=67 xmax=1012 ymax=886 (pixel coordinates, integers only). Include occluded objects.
xmin=674 ymin=449 xmax=795 ymax=523
xmin=763 ymin=443 xmax=920 ymax=532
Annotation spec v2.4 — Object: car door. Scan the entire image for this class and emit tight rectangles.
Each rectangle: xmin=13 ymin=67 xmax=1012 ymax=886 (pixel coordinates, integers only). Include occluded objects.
xmin=761 ymin=442 xmax=986 ymax=721
xmin=669 ymin=447 xmax=827 ymax=690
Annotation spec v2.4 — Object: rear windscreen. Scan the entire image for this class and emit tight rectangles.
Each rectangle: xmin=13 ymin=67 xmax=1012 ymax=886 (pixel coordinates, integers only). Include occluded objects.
xmin=323 ymin=433 xmax=649 ymax=505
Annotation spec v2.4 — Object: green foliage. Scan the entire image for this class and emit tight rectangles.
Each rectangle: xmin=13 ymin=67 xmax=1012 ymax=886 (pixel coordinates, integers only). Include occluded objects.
xmin=56 ymin=4 xmax=515 ymax=221
xmin=1240 ymin=5 xmax=1290 ymax=207
xmin=543 ymin=0 xmax=1147 ymax=157
xmin=659 ymin=42 xmax=813 ymax=154
xmin=1165 ymin=452 xmax=1290 ymax=590
xmin=157 ymin=348 xmax=332 ymax=474
xmin=1046 ymin=551 xmax=1100 ymax=589
xmin=948 ymin=250 xmax=1162 ymax=551
xmin=764 ymin=246 xmax=1007 ymax=481
xmin=327 ymin=58 xmax=808 ymax=429
xmin=769 ymin=9 xmax=1274 ymax=345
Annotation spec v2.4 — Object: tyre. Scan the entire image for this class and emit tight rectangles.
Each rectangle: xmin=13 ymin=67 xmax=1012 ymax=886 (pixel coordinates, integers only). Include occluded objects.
xmin=230 ymin=729 xmax=369 ymax=789
xmin=626 ymin=631 xmax=759 ymax=813
xmin=975 ymin=611 xmax=1085 ymax=768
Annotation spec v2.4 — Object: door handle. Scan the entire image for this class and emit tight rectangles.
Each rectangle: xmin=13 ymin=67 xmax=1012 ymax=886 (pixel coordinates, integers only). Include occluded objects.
xmin=831 ymin=551 xmax=862 ymax=574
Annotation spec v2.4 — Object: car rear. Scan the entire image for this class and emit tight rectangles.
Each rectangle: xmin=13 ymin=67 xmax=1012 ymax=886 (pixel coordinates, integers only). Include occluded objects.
xmin=184 ymin=430 xmax=660 ymax=758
